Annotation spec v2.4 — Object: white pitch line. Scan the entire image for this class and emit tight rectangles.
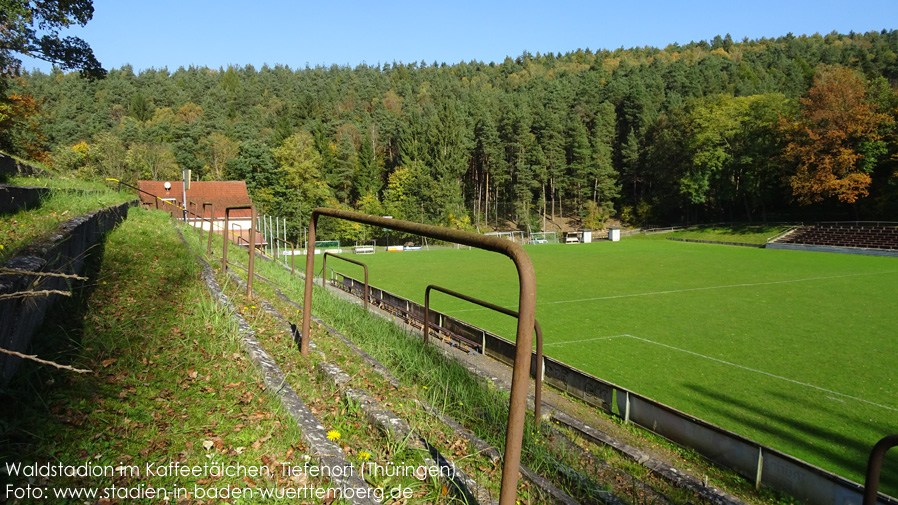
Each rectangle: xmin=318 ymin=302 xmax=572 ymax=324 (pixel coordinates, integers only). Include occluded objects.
xmin=616 ymin=334 xmax=898 ymax=413
xmin=542 ymin=335 xmax=629 ymax=347
xmin=447 ymin=270 xmax=897 ymax=314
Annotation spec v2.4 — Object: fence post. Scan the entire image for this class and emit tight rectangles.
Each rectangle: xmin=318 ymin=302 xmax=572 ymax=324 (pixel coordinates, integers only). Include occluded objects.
xmin=203 ymin=202 xmax=214 ymax=256
xmin=755 ymin=447 xmax=763 ymax=489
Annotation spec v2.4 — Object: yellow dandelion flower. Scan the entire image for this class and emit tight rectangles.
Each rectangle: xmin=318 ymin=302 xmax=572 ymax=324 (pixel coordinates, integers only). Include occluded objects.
xmin=358 ymin=451 xmax=371 ymax=461
xmin=326 ymin=430 xmax=341 ymax=441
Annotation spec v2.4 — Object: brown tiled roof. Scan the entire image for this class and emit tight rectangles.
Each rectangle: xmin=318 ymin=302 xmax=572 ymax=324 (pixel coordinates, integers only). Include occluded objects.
xmin=137 ymin=181 xmax=253 ymax=218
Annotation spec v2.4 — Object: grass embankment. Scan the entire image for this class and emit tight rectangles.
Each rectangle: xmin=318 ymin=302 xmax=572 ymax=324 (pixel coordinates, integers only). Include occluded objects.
xmin=1 ymin=208 xmax=331 ymax=503
xmin=180 ymin=226 xmax=509 ymax=503
xmin=1 ymin=174 xmax=133 ymax=263
xmin=643 ymin=224 xmax=793 ymax=244
xmin=190 ymin=228 xmax=786 ymax=505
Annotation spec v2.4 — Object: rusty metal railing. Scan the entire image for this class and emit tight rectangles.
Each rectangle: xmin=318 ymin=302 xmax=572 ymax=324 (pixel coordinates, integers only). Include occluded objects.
xmin=424 ymin=284 xmax=544 ymax=422
xmin=274 ymin=237 xmax=297 ymax=276
xmin=202 ymin=202 xmax=215 ymax=256
xmin=231 ymin=223 xmax=245 ymax=246
xmin=188 ymin=201 xmax=201 ymax=235
xmin=223 ymin=205 xmax=256 ymax=301
xmin=301 ymin=208 xmax=535 ymax=505
xmin=864 ymin=434 xmax=898 ymax=505
xmin=321 ymin=252 xmax=369 ymax=312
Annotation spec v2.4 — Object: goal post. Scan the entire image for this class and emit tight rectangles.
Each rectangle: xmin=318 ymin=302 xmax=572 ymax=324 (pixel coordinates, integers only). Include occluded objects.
xmin=484 ymin=231 xmax=526 ymax=244
xmin=313 ymin=240 xmax=342 ymax=254
xmin=529 ymin=232 xmax=558 ymax=244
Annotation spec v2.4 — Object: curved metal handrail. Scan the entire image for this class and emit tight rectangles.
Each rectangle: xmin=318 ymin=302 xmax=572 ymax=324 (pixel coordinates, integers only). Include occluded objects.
xmin=301 ymin=208 xmax=535 ymax=505
xmin=864 ymin=434 xmax=898 ymax=505
xmin=424 ymin=284 xmax=543 ymax=422
xmin=322 ymin=252 xmax=369 ymax=312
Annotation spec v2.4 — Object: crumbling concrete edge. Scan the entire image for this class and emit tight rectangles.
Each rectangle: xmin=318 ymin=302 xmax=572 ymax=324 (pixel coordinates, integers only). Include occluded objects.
xmin=226 ymin=267 xmax=496 ymax=504
xmin=177 ymin=229 xmax=378 ymax=505
xmin=317 ymin=361 xmax=497 ymax=505
xmin=225 ymin=268 xmax=494 ymax=504
xmin=0 ymin=200 xmax=136 ymax=383
xmin=276 ymin=286 xmax=589 ymax=505
xmin=552 ymin=411 xmax=749 ymax=505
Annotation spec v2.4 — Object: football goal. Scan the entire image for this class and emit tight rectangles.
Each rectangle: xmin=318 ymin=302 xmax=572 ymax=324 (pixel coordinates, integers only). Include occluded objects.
xmin=529 ymin=232 xmax=558 ymax=244
xmin=485 ymin=231 xmax=526 ymax=244
xmin=314 ymin=240 xmax=342 ymax=254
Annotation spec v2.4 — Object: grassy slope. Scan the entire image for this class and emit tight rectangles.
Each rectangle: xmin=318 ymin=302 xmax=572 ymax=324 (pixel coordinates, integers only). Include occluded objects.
xmin=661 ymin=224 xmax=792 ymax=244
xmin=311 ymin=239 xmax=898 ymax=492
xmin=1 ymin=208 xmax=320 ymax=502
xmin=0 ymin=174 xmax=133 ymax=263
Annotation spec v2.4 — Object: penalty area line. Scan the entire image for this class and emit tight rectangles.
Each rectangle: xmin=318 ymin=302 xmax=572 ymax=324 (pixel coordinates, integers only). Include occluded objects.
xmin=620 ymin=334 xmax=898 ymax=413
xmin=543 ymin=335 xmax=629 ymax=347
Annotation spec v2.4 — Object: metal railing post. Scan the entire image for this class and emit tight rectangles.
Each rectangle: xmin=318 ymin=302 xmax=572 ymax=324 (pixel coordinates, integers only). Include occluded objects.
xmin=248 ymin=206 xmax=256 ymax=300
xmin=300 ymin=213 xmax=319 ymax=356
xmin=203 ymin=202 xmax=214 ymax=256
xmin=231 ymin=223 xmax=244 ymax=245
xmin=274 ymin=237 xmax=296 ymax=276
xmin=322 ymin=252 xmax=369 ymax=312
xmin=424 ymin=284 xmax=544 ymax=422
xmin=863 ymin=434 xmax=898 ymax=505
xmin=224 ymin=205 xmax=256 ymax=301
xmin=300 ymin=208 xmax=535 ymax=505
xmin=222 ymin=211 xmax=231 ymax=273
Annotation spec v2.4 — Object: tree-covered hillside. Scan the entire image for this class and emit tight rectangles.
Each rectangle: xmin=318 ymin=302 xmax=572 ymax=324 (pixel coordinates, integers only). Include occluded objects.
xmin=4 ymin=30 xmax=898 ymax=240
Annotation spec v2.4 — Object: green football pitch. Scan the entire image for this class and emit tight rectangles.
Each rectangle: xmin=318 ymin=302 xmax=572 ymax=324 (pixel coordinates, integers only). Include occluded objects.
xmin=308 ymin=237 xmax=898 ymax=491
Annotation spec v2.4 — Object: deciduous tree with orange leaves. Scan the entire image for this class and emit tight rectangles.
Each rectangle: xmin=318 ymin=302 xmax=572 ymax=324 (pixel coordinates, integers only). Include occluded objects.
xmin=0 ymin=88 xmax=49 ymax=162
xmin=782 ymin=65 xmax=893 ymax=205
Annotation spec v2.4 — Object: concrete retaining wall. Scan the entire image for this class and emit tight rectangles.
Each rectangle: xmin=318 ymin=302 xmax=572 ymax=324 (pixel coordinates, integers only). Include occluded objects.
xmin=0 ymin=200 xmax=135 ymax=383
xmin=0 ymin=185 xmax=51 ymax=214
xmin=0 ymin=152 xmax=46 ymax=180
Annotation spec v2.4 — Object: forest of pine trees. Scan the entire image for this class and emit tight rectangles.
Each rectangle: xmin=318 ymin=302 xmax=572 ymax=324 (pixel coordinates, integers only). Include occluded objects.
xmin=2 ymin=30 xmax=897 ymax=242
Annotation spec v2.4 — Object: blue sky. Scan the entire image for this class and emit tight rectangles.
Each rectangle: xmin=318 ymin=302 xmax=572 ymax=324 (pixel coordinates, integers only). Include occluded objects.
xmin=19 ymin=0 xmax=898 ymax=73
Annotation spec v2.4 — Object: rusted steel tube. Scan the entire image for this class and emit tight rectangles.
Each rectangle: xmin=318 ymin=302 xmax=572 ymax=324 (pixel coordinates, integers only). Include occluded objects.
xmin=274 ymin=237 xmax=296 ymax=276
xmin=224 ymin=205 xmax=256 ymax=301
xmin=322 ymin=252 xmax=368 ymax=311
xmin=231 ymin=223 xmax=244 ymax=244
xmin=301 ymin=208 xmax=535 ymax=505
xmin=188 ymin=201 xmax=200 ymax=234
xmin=202 ymin=202 xmax=214 ymax=256
xmin=424 ymin=285 xmax=544 ymax=422
xmin=301 ymin=213 xmax=318 ymax=353
xmin=863 ymin=434 xmax=898 ymax=505
xmin=192 ymin=202 xmax=201 ymax=235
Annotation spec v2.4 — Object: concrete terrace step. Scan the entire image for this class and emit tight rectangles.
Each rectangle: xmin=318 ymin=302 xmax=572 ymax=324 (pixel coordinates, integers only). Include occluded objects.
xmin=223 ymin=266 xmax=502 ymax=504
xmin=183 ymin=235 xmax=378 ymax=504
xmin=773 ymin=225 xmax=898 ymax=250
